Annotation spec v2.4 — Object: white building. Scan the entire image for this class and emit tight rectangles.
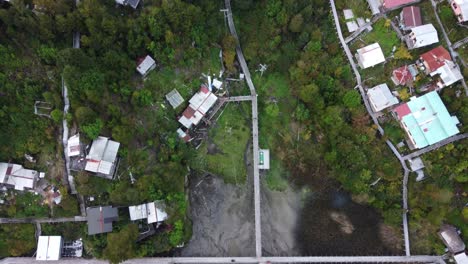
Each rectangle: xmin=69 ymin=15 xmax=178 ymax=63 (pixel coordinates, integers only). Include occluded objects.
xmin=450 ymin=0 xmax=468 ymax=22
xmin=85 ymin=137 xmax=120 ymax=178
xmin=0 ymin=162 xmax=38 ymax=191
xmin=430 ymin=60 xmax=464 ymax=89
xmin=129 ymin=201 xmax=168 ymax=224
xmin=36 ymin=236 xmax=62 ymax=261
xmin=367 ymin=83 xmax=399 ymax=112
xmin=67 ymin=134 xmax=81 ymax=157
xmin=178 ymin=86 xmax=218 ymax=129
xmin=356 ymin=43 xmax=386 ymax=69
xmin=165 ymin=89 xmax=184 ymax=109
xmin=406 ymin=24 xmax=439 ymax=49
xmin=136 ymin=55 xmax=156 ymax=76
xmin=259 ymin=149 xmax=270 ymax=170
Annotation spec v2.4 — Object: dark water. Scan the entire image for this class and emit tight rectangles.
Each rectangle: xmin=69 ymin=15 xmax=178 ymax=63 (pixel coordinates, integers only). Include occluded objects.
xmin=296 ymin=189 xmax=401 ymax=256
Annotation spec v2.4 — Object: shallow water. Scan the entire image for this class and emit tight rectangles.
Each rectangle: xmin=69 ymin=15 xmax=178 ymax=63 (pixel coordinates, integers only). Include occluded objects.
xmin=296 ymin=189 xmax=401 ymax=256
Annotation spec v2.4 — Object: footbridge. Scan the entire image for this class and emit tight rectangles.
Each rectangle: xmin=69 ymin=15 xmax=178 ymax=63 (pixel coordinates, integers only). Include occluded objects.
xmin=3 ymin=256 xmax=445 ymax=264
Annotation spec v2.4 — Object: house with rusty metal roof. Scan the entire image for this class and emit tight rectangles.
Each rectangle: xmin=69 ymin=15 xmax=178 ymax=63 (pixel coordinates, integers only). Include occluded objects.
xmin=391 ymin=64 xmax=418 ymax=86
xmin=419 ymin=46 xmax=463 ymax=89
xmin=400 ymin=6 xmax=422 ymax=30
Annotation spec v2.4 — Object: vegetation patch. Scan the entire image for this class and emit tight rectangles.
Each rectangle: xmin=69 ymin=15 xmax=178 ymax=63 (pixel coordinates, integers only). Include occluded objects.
xmin=193 ymin=103 xmax=251 ymax=184
xmin=351 ymin=19 xmax=400 ymax=57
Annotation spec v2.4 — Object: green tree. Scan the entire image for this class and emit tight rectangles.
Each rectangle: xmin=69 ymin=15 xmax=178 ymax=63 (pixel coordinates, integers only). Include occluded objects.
xmin=222 ymin=35 xmax=237 ymax=73
xmin=103 ymin=224 xmax=139 ymax=264
xmin=394 ymin=44 xmax=412 ymax=60
xmin=342 ymin=90 xmax=361 ymax=109
xmin=289 ymin=14 xmax=303 ymax=33
xmin=82 ymin=119 xmax=103 ymax=139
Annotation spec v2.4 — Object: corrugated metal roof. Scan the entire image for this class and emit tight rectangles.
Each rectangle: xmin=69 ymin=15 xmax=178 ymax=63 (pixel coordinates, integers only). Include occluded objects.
xmin=367 ymin=83 xmax=399 ymax=112
xmin=67 ymin=134 xmax=80 ymax=157
xmin=400 ymin=91 xmax=460 ymax=148
xmin=165 ymin=89 xmax=184 ymax=109
xmin=0 ymin=163 xmax=7 ymax=183
xmin=356 ymin=43 xmax=385 ymax=69
xmin=402 ymin=6 xmax=422 ymax=28
xmin=87 ymin=206 xmax=118 ymax=235
xmin=439 ymin=224 xmax=466 ymax=254
xmin=36 ymin=236 xmax=62 ymax=261
xmin=85 ymin=137 xmax=120 ymax=176
xmin=136 ymin=55 xmax=156 ymax=76
xmin=409 ymin=24 xmax=439 ymax=48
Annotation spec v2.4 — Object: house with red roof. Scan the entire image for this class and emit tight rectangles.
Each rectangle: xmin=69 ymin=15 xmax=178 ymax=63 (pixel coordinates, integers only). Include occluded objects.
xmin=383 ymin=0 xmax=419 ymax=10
xmin=420 ymin=46 xmax=451 ymax=73
xmin=400 ymin=6 xmax=422 ymax=30
xmin=391 ymin=64 xmax=418 ymax=86
xmin=419 ymin=46 xmax=463 ymax=88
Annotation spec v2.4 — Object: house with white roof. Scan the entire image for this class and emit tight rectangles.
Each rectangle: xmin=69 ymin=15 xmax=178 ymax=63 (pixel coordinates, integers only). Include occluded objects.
xmin=430 ymin=60 xmax=464 ymax=89
xmin=67 ymin=134 xmax=81 ymax=157
xmin=85 ymin=137 xmax=120 ymax=179
xmin=355 ymin=43 xmax=386 ymax=69
xmin=393 ymin=91 xmax=460 ymax=149
xmin=136 ymin=55 xmax=156 ymax=76
xmin=36 ymin=236 xmax=63 ymax=261
xmin=0 ymin=162 xmax=39 ymax=191
xmin=178 ymin=86 xmax=218 ymax=129
xmin=367 ymin=83 xmax=399 ymax=112
xmin=165 ymin=89 xmax=184 ymax=109
xmin=405 ymin=24 xmax=439 ymax=49
xmin=450 ymin=0 xmax=468 ymax=22
xmin=129 ymin=201 xmax=168 ymax=224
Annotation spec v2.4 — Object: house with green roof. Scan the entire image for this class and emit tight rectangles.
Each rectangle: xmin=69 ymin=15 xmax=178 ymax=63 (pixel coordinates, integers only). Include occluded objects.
xmin=393 ymin=91 xmax=460 ymax=149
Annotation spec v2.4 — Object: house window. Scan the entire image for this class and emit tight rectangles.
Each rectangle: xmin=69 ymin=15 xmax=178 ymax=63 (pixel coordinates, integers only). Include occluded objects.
xmin=452 ymin=3 xmax=457 ymax=9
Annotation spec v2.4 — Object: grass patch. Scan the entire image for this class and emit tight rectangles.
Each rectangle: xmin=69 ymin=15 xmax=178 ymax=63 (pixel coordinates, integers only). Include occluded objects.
xmin=194 ymin=103 xmax=251 ymax=184
xmin=437 ymin=3 xmax=468 ymax=43
xmin=351 ymin=19 xmax=400 ymax=57
xmin=383 ymin=119 xmax=406 ymax=145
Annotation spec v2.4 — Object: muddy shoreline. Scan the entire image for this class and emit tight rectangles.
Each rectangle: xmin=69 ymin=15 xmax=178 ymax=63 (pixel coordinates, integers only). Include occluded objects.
xmin=179 ymin=138 xmax=401 ymax=256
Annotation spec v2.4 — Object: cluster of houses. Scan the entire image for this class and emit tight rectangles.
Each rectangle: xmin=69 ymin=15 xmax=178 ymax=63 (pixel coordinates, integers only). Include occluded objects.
xmin=366 ymin=0 xmax=468 ymax=22
xmin=351 ymin=1 xmax=465 ymax=151
xmin=85 ymin=202 xmax=167 ymax=236
xmin=34 ymin=202 xmax=168 ymax=261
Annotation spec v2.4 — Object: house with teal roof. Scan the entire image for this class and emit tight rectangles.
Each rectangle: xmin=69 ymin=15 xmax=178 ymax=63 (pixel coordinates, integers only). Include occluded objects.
xmin=393 ymin=91 xmax=460 ymax=149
